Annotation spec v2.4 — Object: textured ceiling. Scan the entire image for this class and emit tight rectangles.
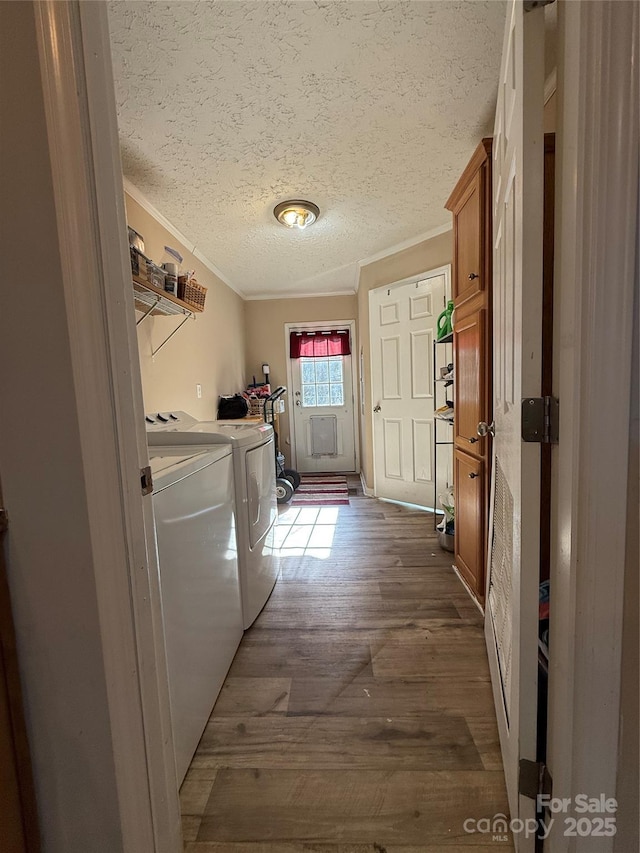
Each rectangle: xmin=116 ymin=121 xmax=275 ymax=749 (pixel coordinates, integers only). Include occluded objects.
xmin=108 ymin=1 xmax=505 ymax=297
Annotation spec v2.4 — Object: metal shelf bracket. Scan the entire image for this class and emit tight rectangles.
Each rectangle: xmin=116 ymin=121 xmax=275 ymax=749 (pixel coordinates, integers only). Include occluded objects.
xmin=133 ymin=277 xmax=197 ymax=355
xmin=136 ymin=296 xmax=161 ymax=326
xmin=151 ymin=313 xmax=195 ymax=356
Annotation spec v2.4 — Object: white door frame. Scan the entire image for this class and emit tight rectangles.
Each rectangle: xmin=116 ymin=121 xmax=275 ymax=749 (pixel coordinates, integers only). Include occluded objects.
xmin=8 ymin=2 xmax=636 ymax=851
xmin=285 ymin=319 xmax=360 ymax=473
xmin=546 ymin=2 xmax=638 ymax=849
xmin=484 ymin=3 xmax=545 ymax=837
xmin=26 ymin=2 xmax=180 ymax=850
xmin=369 ymin=264 xmax=451 ymax=502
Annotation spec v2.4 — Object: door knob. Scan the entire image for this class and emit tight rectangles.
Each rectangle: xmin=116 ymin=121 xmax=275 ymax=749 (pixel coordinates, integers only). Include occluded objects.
xmin=373 ymin=404 xmax=381 ymax=413
xmin=477 ymin=421 xmax=495 ymax=437
xmin=295 ymin=400 xmax=301 ymax=407
xmin=295 ymin=390 xmax=301 ymax=396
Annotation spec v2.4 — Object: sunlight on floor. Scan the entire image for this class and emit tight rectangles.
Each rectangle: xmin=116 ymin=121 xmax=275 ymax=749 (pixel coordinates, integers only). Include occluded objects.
xmin=275 ymin=505 xmax=340 ymax=559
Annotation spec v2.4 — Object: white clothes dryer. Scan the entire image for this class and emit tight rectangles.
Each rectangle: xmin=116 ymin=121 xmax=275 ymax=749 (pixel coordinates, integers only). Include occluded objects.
xmin=149 ymin=447 xmax=243 ymax=784
xmin=147 ymin=412 xmax=280 ymax=629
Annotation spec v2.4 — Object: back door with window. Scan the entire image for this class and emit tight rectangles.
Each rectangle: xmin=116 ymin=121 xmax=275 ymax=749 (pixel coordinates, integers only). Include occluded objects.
xmin=290 ymin=330 xmax=356 ymax=473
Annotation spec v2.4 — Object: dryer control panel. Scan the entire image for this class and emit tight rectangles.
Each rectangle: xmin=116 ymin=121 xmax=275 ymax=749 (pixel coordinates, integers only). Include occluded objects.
xmin=145 ymin=411 xmax=198 ymax=431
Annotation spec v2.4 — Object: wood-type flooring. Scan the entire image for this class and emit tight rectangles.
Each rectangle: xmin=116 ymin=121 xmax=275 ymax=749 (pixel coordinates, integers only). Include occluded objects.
xmin=181 ymin=477 xmax=513 ymax=851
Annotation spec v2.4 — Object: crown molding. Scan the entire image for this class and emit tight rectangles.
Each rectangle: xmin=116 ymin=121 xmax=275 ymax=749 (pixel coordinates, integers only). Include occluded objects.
xmin=122 ymin=178 xmax=245 ymax=298
xmin=357 ymin=221 xmax=452 ymax=270
xmin=244 ymin=289 xmax=356 ymax=302
xmin=124 ymin=178 xmax=454 ymax=302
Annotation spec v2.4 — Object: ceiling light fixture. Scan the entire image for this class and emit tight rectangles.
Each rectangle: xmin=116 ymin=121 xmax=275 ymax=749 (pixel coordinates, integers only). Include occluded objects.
xmin=273 ymin=199 xmax=320 ymax=230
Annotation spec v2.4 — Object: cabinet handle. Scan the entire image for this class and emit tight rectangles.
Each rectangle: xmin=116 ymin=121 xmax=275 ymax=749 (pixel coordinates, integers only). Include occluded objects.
xmin=468 ymin=272 xmax=479 ymax=280
xmin=468 ymin=472 xmax=479 ymax=479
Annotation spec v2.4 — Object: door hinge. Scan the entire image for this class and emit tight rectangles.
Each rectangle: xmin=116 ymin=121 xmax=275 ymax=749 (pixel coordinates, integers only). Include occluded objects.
xmin=521 ymin=396 xmax=559 ymax=444
xmin=524 ymin=0 xmax=555 ymax=12
xmin=519 ymin=759 xmax=553 ymax=800
xmin=140 ymin=466 xmax=153 ymax=496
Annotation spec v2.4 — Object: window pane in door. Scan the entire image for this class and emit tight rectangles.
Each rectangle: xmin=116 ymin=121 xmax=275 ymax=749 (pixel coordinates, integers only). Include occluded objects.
xmin=316 ymin=384 xmax=330 ymax=406
xmin=330 ymin=384 xmax=344 ymax=406
xmin=301 ymin=360 xmax=316 ymax=384
xmin=315 ymin=360 xmax=329 ymax=383
xmin=302 ymin=385 xmax=317 ymax=407
xmin=329 ymin=358 xmax=343 ymax=382
xmin=300 ymin=355 xmax=345 ymax=408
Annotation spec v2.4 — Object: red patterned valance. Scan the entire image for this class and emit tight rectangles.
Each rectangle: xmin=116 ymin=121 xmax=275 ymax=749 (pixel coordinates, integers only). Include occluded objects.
xmin=289 ymin=330 xmax=351 ymax=358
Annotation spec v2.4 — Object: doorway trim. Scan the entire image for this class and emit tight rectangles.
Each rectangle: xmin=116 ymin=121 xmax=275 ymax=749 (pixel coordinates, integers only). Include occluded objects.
xmin=284 ymin=319 xmax=359 ymax=473
xmin=368 ymin=264 xmax=452 ymax=502
xmin=31 ymin=2 xmax=181 ymax=850
xmin=546 ymin=2 xmax=638 ymax=847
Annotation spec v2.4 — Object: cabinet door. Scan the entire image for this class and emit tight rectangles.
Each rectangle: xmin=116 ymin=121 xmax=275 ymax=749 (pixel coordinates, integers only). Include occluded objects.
xmin=454 ymin=449 xmax=485 ymax=601
xmin=454 ymin=305 xmax=487 ymax=456
xmin=453 ymin=171 xmax=483 ymax=304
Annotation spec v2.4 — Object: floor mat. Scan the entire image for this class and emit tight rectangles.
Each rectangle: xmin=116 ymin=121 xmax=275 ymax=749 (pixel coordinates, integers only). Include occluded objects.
xmin=290 ymin=474 xmax=349 ymax=506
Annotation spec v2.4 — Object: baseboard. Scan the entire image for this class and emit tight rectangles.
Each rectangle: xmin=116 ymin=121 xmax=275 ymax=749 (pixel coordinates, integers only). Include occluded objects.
xmin=379 ymin=497 xmax=437 ymax=513
xmin=451 ymin=563 xmax=485 ymax=614
xmin=359 ymin=472 xmax=374 ymax=496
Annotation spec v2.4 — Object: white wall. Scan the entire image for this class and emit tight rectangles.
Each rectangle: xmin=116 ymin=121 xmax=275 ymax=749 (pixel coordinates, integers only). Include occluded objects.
xmin=126 ymin=195 xmax=247 ymax=420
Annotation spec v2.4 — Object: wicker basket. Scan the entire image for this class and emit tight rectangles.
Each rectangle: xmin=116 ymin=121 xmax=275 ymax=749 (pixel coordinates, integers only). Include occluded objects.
xmin=178 ymin=277 xmax=207 ymax=312
xmin=247 ymin=398 xmax=264 ymax=417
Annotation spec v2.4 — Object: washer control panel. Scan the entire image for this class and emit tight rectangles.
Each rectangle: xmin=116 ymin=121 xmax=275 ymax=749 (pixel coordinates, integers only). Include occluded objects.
xmin=145 ymin=411 xmax=198 ymax=431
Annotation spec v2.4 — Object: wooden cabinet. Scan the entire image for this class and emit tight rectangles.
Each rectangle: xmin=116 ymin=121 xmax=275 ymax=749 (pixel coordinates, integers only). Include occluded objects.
xmin=445 ymin=138 xmax=493 ymax=604
xmin=453 ymin=173 xmax=483 ymax=304
xmin=445 ymin=136 xmax=555 ymax=604
xmin=450 ymin=141 xmax=491 ymax=308
xmin=453 ymin=305 xmax=488 ymax=454
xmin=454 ymin=449 xmax=485 ymax=595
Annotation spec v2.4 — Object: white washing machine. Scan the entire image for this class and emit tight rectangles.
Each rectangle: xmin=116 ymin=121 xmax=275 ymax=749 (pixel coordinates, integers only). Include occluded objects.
xmin=147 ymin=412 xmax=280 ymax=629
xmin=150 ymin=447 xmax=243 ymax=785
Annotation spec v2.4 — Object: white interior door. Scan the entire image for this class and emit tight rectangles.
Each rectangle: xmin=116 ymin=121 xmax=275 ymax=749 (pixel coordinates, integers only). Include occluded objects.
xmin=369 ymin=269 xmax=450 ymax=507
xmin=290 ymin=330 xmax=356 ymax=473
xmin=485 ymin=1 xmax=545 ymax=844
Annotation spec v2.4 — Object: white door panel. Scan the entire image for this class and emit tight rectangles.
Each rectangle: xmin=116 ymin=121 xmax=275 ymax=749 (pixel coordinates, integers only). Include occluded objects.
xmin=410 ymin=291 xmax=433 ymax=320
xmin=381 ymin=336 xmax=402 ymax=398
xmin=410 ymin=330 xmax=434 ymax=398
xmin=383 ymin=418 xmax=403 ymax=479
xmin=370 ymin=269 xmax=450 ymax=507
xmin=485 ymin=1 xmax=545 ymax=845
xmin=412 ymin=419 xmax=433 ymax=483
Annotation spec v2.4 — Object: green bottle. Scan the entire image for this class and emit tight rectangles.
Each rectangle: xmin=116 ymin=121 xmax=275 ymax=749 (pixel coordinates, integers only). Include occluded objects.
xmin=437 ymin=300 xmax=455 ymax=339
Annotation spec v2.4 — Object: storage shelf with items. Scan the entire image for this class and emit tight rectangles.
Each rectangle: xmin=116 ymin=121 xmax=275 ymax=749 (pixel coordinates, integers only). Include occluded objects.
xmin=133 ymin=275 xmax=197 ymax=318
xmin=433 ymin=333 xmax=454 ymax=547
xmin=132 ymin=275 xmax=197 ymax=357
xmin=128 ymin=227 xmax=207 ymax=356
